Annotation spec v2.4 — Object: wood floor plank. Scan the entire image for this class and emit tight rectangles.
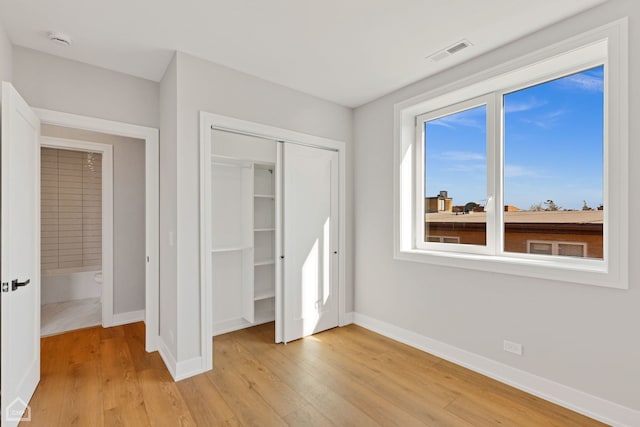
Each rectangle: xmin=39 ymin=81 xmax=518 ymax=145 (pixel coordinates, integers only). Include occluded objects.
xmin=282 ymin=403 xmax=335 ymax=427
xmin=101 ymin=336 xmax=144 ymax=410
xmin=230 ymin=329 xmax=383 ymax=427
xmin=59 ymin=358 xmax=104 ymax=426
xmin=278 ymin=331 xmax=470 ymax=426
xmin=214 ymin=335 xmax=308 ymax=417
xmin=137 ymin=367 xmax=197 ymax=427
xmin=205 ymin=361 xmax=286 ymax=427
xmin=175 ymin=373 xmax=240 ymax=427
xmin=28 ymin=321 xmax=608 ymax=427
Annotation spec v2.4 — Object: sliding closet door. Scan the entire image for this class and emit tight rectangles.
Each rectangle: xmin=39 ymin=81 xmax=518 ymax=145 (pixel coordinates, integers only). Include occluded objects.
xmin=282 ymin=142 xmax=339 ymax=343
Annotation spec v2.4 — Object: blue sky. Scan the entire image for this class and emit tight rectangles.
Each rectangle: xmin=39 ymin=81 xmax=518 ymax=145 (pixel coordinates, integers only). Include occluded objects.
xmin=425 ymin=65 xmax=604 ymax=210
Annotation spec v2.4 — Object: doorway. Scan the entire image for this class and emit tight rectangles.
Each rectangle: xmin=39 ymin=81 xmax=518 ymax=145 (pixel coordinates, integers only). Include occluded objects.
xmin=39 ymin=126 xmax=150 ymax=339
xmin=39 ymin=143 xmax=109 ymax=336
xmin=35 ymin=109 xmax=160 ymax=352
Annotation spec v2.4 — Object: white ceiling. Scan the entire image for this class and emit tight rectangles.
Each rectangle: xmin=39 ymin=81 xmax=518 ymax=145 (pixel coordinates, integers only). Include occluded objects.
xmin=0 ymin=0 xmax=607 ymax=107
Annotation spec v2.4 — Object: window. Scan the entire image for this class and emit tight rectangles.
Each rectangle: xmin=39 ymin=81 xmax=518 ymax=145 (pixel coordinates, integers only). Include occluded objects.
xmin=394 ymin=20 xmax=628 ymax=288
xmin=527 ymin=241 xmax=586 ymax=257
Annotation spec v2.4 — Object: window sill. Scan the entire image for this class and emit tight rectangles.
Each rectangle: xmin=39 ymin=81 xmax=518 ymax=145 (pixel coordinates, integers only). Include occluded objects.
xmin=395 ymin=248 xmax=626 ymax=290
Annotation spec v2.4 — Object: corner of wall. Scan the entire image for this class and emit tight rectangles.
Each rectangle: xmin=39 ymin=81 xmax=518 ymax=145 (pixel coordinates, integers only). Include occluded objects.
xmin=159 ymin=51 xmax=179 ymax=359
xmin=0 ymin=20 xmax=13 ymax=82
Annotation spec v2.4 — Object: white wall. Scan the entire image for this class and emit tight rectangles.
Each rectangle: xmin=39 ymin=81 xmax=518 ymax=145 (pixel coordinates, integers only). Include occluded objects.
xmin=41 ymin=125 xmax=146 ymax=315
xmin=0 ymin=21 xmax=11 ymax=82
xmin=159 ymin=54 xmax=178 ymax=357
xmin=172 ymin=52 xmax=353 ymax=362
xmin=353 ymin=0 xmax=639 ymax=413
xmin=12 ymin=47 xmax=159 ymax=128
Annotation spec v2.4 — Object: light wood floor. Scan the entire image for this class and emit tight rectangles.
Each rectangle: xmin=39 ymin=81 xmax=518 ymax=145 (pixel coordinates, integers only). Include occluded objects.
xmin=25 ymin=322 xmax=607 ymax=426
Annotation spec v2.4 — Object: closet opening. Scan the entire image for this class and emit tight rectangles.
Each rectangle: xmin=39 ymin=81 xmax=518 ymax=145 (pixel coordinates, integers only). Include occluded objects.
xmin=204 ymin=124 xmax=343 ymax=354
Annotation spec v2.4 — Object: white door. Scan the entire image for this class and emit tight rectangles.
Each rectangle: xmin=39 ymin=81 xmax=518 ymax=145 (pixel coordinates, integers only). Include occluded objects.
xmin=282 ymin=142 xmax=339 ymax=343
xmin=1 ymin=82 xmax=41 ymax=426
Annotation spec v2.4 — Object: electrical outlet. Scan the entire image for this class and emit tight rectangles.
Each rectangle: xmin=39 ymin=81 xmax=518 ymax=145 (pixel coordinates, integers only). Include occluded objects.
xmin=503 ymin=340 xmax=523 ymax=356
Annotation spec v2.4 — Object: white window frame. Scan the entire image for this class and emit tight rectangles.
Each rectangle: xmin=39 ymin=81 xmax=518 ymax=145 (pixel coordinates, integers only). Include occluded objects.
xmin=416 ymin=95 xmax=495 ymax=255
xmin=393 ymin=19 xmax=628 ymax=289
xmin=527 ymin=240 xmax=587 ymax=257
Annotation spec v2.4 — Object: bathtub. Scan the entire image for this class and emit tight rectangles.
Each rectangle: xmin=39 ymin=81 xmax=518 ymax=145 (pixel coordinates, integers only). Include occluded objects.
xmin=41 ymin=270 xmax=102 ymax=305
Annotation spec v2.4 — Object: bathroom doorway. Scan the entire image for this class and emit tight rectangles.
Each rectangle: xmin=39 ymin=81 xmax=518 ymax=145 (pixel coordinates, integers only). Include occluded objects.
xmin=39 ymin=126 xmax=146 ymax=337
xmin=40 ymin=144 xmax=107 ymax=336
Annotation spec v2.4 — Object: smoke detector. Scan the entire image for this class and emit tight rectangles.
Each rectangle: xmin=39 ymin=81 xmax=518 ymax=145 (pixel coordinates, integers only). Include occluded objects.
xmin=426 ymin=39 xmax=472 ymax=62
xmin=48 ymin=32 xmax=72 ymax=46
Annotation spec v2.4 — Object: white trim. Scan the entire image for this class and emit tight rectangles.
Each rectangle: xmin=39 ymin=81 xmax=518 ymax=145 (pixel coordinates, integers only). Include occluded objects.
xmin=342 ymin=311 xmax=354 ymax=325
xmin=393 ymin=18 xmax=628 ymax=289
xmin=156 ymin=336 xmax=177 ymax=379
xmin=35 ymin=108 xmax=160 ymax=352
xmin=156 ymin=335 xmax=204 ymax=381
xmin=111 ymin=310 xmax=145 ymax=327
xmin=40 ymin=136 xmax=114 ymax=328
xmin=175 ymin=356 xmax=205 ymax=381
xmin=353 ymin=312 xmax=640 ymax=427
xmin=200 ymin=111 xmax=348 ymax=370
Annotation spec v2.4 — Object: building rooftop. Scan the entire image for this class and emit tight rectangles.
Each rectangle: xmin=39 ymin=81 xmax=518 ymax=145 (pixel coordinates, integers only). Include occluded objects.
xmin=426 ymin=210 xmax=603 ymax=224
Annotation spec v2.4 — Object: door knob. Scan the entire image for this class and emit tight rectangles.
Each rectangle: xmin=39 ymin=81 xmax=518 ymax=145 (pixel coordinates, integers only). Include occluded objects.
xmin=11 ymin=278 xmax=30 ymax=291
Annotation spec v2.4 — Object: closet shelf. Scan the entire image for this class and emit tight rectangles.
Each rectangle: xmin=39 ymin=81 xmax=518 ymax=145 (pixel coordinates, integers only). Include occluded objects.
xmin=254 ymin=290 xmax=276 ymax=301
xmin=254 ymin=259 xmax=275 ymax=266
xmin=211 ymin=154 xmax=252 ymax=168
xmin=211 ymin=246 xmax=250 ymax=253
xmin=254 ymin=228 xmax=275 ymax=232
xmin=254 ymin=194 xmax=275 ymax=199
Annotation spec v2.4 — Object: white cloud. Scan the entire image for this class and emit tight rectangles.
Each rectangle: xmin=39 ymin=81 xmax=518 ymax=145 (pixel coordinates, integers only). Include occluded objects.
xmin=563 ymin=73 xmax=603 ymax=92
xmin=521 ymin=109 xmax=568 ymax=129
xmin=505 ymin=97 xmax=547 ymax=113
xmin=504 ymin=164 xmax=537 ymax=178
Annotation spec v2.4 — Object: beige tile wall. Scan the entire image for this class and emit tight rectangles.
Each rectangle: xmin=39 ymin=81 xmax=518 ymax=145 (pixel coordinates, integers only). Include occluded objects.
xmin=41 ymin=147 xmax=102 ymax=274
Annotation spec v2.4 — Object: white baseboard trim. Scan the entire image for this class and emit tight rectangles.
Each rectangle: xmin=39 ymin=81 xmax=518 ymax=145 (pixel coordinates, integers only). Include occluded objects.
xmin=156 ymin=336 xmax=177 ymax=379
xmin=342 ymin=311 xmax=354 ymax=325
xmin=352 ymin=312 xmax=640 ymax=427
xmin=156 ymin=336 xmax=206 ymax=382
xmin=175 ymin=356 xmax=205 ymax=381
xmin=111 ymin=309 xmax=145 ymax=327
xmin=212 ymin=316 xmax=274 ymax=336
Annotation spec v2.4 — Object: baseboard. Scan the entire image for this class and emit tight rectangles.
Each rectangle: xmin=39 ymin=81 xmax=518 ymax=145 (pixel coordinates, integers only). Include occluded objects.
xmin=175 ymin=356 xmax=205 ymax=381
xmin=156 ymin=336 xmax=177 ymax=379
xmin=111 ymin=309 xmax=145 ymax=326
xmin=342 ymin=311 xmax=354 ymax=325
xmin=156 ymin=336 xmax=207 ymax=381
xmin=352 ymin=312 xmax=640 ymax=427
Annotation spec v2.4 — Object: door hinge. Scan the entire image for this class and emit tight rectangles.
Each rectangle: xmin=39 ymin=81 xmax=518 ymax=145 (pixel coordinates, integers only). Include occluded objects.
xmin=1 ymin=282 xmax=8 ymax=292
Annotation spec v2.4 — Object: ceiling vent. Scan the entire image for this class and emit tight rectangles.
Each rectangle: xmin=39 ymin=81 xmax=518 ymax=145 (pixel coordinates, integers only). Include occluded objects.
xmin=48 ymin=32 xmax=72 ymax=46
xmin=426 ymin=39 xmax=472 ymax=62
